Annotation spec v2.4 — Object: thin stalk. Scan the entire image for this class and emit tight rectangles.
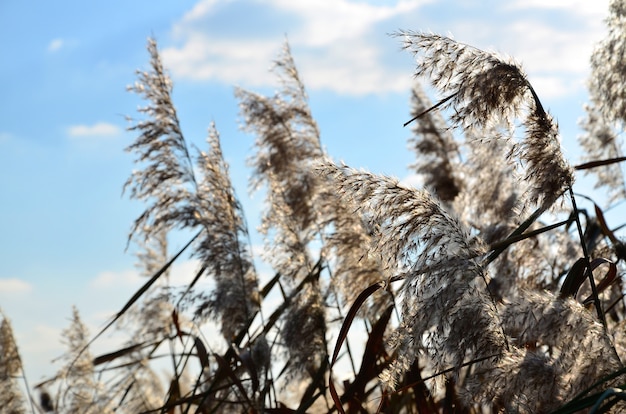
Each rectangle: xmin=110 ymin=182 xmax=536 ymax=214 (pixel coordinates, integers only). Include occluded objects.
xmin=569 ymin=187 xmax=606 ymax=327
xmin=403 ymin=93 xmax=457 ymax=127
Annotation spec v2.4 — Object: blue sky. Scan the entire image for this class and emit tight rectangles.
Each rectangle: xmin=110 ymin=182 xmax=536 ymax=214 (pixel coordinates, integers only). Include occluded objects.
xmin=0 ymin=0 xmax=613 ymax=383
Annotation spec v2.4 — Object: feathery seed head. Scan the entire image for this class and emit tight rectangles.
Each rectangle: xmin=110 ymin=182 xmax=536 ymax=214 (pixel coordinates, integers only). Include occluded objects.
xmin=408 ymin=84 xmax=463 ymax=203
xmin=399 ymin=31 xmax=574 ymax=210
xmin=317 ymin=160 xmax=507 ymax=389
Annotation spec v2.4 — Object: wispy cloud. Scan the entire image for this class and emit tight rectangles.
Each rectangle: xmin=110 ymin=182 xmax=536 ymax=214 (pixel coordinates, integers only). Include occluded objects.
xmin=429 ymin=2 xmax=609 ymax=99
xmin=400 ymin=173 xmax=423 ymax=189
xmin=506 ymin=0 xmax=610 ymax=16
xmin=67 ymin=122 xmax=122 ymax=138
xmin=91 ymin=269 xmax=143 ymax=289
xmin=161 ymin=0 xmax=608 ymax=99
xmin=48 ymin=38 xmax=64 ymax=53
xmin=162 ymin=0 xmax=430 ymax=95
xmin=90 ymin=259 xmax=207 ymax=290
xmin=0 ymin=278 xmax=33 ymax=294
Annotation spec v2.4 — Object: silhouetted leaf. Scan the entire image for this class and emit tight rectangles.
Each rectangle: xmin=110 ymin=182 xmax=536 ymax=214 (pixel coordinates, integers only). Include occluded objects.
xmin=330 ymin=281 xmax=387 ymax=414
xmin=574 ymin=156 xmax=626 ymax=171
xmin=582 ymin=258 xmax=618 ymax=306
xmin=194 ymin=336 xmax=210 ymax=372
xmin=93 ymin=342 xmax=149 ymax=366
xmin=560 ymin=258 xmax=587 ymax=299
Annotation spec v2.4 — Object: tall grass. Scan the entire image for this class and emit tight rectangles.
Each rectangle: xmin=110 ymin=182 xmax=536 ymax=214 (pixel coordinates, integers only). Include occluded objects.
xmin=4 ymin=2 xmax=626 ymax=412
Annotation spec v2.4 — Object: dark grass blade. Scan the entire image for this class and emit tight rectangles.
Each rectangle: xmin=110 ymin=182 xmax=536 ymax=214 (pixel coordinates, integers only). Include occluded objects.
xmin=214 ymin=352 xmax=254 ymax=410
xmin=594 ymin=203 xmax=626 ymax=261
xmin=194 ymin=336 xmax=210 ymax=373
xmin=296 ymin=358 xmax=328 ymax=414
xmin=97 ymin=231 xmax=200 ymax=340
xmin=260 ymin=271 xmax=281 ymax=298
xmin=115 ymin=381 xmax=136 ymax=412
xmin=581 ymin=258 xmax=618 ymax=306
xmin=484 ymin=205 xmax=547 ymax=266
xmin=560 ymin=257 xmax=588 ymax=299
xmin=172 ymin=309 xmax=186 ymax=343
xmin=574 ymin=156 xmax=626 ymax=170
xmin=342 ymin=305 xmax=394 ymax=410
xmin=403 ymin=93 xmax=457 ymax=127
xmin=329 ymin=281 xmax=387 ymax=414
xmin=489 ymin=218 xmax=571 ymax=253
xmin=165 ymin=377 xmax=182 ymax=414
xmin=174 ymin=264 xmax=207 ymax=309
xmin=594 ymin=203 xmax=620 ymax=245
xmin=590 ymin=388 xmax=626 ymax=413
xmin=568 ymin=188 xmax=607 ymax=326
xmin=92 ymin=342 xmax=150 ymax=366
xmin=232 ymin=271 xmax=281 ymax=347
xmin=405 ymin=360 xmax=438 ymax=413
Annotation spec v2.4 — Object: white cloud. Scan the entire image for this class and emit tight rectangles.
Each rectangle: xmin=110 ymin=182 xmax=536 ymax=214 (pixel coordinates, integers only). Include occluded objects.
xmin=91 ymin=269 xmax=143 ymax=289
xmin=177 ymin=0 xmax=229 ymax=24
xmin=0 ymin=278 xmax=32 ymax=294
xmin=162 ymin=0 xmax=431 ymax=95
xmin=162 ymin=35 xmax=279 ymax=85
xmin=498 ymin=19 xmax=603 ymax=77
xmin=67 ymin=122 xmax=122 ymax=138
xmin=271 ymin=0 xmax=423 ymax=47
xmin=90 ymin=259 xmax=207 ymax=290
xmin=25 ymin=324 xmax=63 ymax=353
xmin=48 ymin=38 xmax=64 ymax=53
xmin=400 ymin=173 xmax=423 ymax=189
xmin=507 ymin=0 xmax=610 ymax=17
xmin=527 ymin=76 xmax=573 ymax=100
xmin=445 ymin=5 xmax=609 ymax=99
xmin=161 ymin=0 xmax=610 ymax=98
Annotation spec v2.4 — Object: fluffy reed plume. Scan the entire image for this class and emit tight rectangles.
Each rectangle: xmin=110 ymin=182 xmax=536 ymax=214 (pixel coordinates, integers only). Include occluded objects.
xmin=126 ymin=39 xmax=259 ymax=340
xmin=454 ymin=130 xmax=524 ymax=241
xmin=468 ymin=290 xmax=625 ymax=412
xmin=236 ymin=40 xmax=323 ymax=281
xmin=240 ymin=42 xmax=389 ymax=326
xmin=0 ymin=312 xmax=26 ymax=414
xmin=237 ymin=41 xmax=328 ymax=376
xmin=318 ymin=160 xmax=505 ymax=388
xmin=58 ymin=307 xmax=113 ymax=414
xmin=319 ymin=161 xmax=626 ymax=412
xmin=408 ymin=83 xmax=463 ymax=204
xmin=397 ymin=31 xmax=574 ymax=208
xmin=317 ymin=191 xmax=391 ymax=318
xmin=580 ymin=0 xmax=626 ymax=204
xmin=589 ymin=0 xmax=626 ymax=125
xmin=192 ymin=123 xmax=260 ymax=339
xmin=129 ymin=230 xmax=176 ymax=342
xmin=281 ymin=282 xmax=327 ymax=376
xmin=125 ymin=38 xmax=196 ymax=242
xmin=135 ymin=229 xmax=170 ymax=279
xmin=501 ymin=291 xmax=622 ymax=399
xmin=458 ymin=128 xmax=577 ymax=296
xmin=472 ymin=292 xmax=622 ymax=412
xmin=523 ymin=110 xmax=574 ymax=207
xmin=579 ymin=104 xmax=626 ymax=203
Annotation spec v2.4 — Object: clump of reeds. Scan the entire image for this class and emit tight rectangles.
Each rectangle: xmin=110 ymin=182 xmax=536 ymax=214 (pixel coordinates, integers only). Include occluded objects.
xmin=8 ymin=2 xmax=626 ymax=413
